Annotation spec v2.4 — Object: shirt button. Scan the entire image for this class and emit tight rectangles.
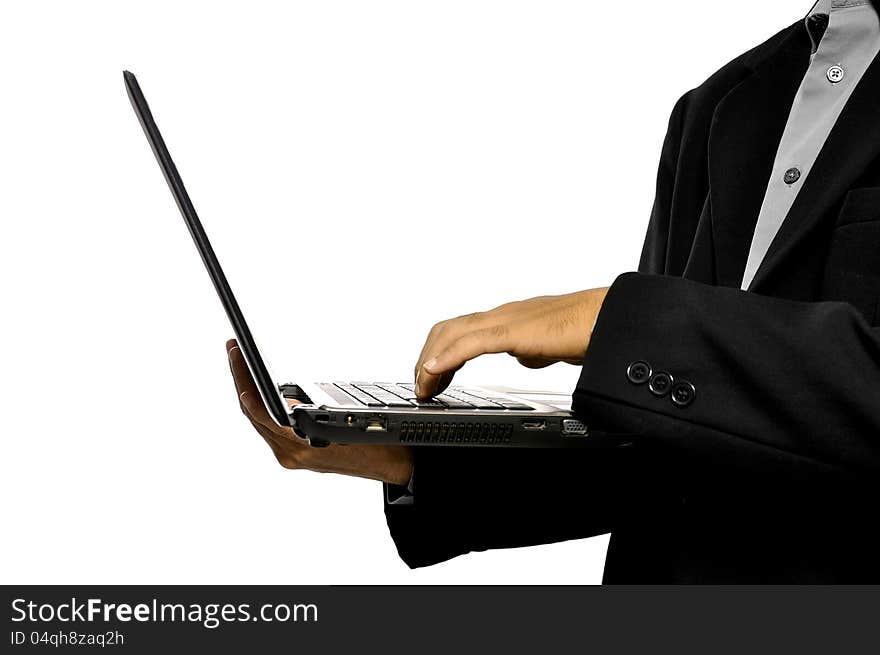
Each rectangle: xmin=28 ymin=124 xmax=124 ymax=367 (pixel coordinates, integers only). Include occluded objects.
xmin=826 ymin=64 xmax=845 ymax=83
xmin=783 ymin=167 xmax=801 ymax=184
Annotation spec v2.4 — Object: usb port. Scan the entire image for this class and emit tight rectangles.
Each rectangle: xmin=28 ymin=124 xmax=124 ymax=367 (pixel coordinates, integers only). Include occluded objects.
xmin=365 ymin=419 xmax=386 ymax=432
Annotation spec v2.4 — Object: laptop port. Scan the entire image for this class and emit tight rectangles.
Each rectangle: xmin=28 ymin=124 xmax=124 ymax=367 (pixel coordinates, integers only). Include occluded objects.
xmin=521 ymin=419 xmax=546 ymax=431
xmin=365 ymin=419 xmax=386 ymax=432
xmin=562 ymin=418 xmax=588 ymax=436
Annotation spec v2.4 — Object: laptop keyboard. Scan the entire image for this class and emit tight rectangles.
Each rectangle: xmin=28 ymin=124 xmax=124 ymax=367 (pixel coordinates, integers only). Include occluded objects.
xmin=330 ymin=382 xmax=534 ymax=411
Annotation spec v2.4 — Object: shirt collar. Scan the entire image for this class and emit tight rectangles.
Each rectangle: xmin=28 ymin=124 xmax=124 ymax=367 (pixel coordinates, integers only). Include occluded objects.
xmin=805 ymin=0 xmax=877 ymax=51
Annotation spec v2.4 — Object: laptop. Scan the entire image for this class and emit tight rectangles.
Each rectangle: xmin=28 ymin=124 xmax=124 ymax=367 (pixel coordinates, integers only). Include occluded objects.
xmin=124 ymin=70 xmax=598 ymax=449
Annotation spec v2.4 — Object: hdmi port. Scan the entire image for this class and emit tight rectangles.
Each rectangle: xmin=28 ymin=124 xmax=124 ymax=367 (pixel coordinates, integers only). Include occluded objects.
xmin=521 ymin=419 xmax=546 ymax=431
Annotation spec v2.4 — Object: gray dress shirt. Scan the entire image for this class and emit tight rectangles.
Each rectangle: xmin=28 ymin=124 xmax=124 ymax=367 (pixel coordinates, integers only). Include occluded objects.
xmin=741 ymin=0 xmax=880 ymax=289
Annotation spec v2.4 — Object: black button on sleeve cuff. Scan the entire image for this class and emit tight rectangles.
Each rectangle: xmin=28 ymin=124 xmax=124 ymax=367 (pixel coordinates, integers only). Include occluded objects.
xmin=626 ymin=360 xmax=652 ymax=384
xmin=671 ymin=380 xmax=696 ymax=407
xmin=648 ymin=371 xmax=673 ymax=397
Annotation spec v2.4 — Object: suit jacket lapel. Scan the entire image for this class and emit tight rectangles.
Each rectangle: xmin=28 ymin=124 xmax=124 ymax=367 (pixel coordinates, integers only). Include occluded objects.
xmin=708 ymin=25 xmax=811 ymax=288
xmin=748 ymin=47 xmax=880 ymax=292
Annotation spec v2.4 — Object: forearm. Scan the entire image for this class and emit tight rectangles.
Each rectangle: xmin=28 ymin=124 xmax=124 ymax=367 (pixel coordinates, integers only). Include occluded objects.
xmin=303 ymin=443 xmax=413 ymax=485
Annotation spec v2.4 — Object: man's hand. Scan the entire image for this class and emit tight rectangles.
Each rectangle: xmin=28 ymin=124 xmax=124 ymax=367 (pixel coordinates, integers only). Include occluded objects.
xmin=414 ymin=287 xmax=609 ymax=399
xmin=226 ymin=339 xmax=413 ymax=486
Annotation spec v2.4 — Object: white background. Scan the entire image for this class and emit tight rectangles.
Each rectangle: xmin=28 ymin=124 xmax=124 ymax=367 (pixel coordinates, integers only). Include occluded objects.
xmin=1 ymin=1 xmax=803 ymax=584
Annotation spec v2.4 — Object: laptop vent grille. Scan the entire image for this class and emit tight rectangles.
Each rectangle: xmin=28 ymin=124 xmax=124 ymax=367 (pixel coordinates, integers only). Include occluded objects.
xmin=399 ymin=421 xmax=513 ymax=445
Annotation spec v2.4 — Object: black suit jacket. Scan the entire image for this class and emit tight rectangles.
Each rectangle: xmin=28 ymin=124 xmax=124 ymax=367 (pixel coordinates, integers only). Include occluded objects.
xmin=385 ymin=19 xmax=880 ymax=583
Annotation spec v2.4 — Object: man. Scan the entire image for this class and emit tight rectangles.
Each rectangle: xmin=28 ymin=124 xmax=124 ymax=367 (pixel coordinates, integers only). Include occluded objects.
xmin=228 ymin=0 xmax=880 ymax=582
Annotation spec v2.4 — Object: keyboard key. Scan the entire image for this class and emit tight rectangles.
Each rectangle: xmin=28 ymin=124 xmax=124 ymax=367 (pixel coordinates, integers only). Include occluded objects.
xmin=370 ymin=398 xmax=412 ymax=407
xmin=471 ymin=401 xmax=504 ymax=409
xmin=353 ymin=384 xmax=386 ymax=395
xmin=438 ymin=391 xmax=494 ymax=409
xmin=334 ymin=383 xmax=382 ymax=406
xmin=412 ymin=399 xmax=447 ymax=409
xmin=442 ymin=390 xmax=475 ymax=400
xmin=377 ymin=384 xmax=418 ymax=400
xmin=496 ymin=402 xmax=534 ymax=411
xmin=435 ymin=395 xmax=476 ymax=409
xmin=455 ymin=397 xmax=502 ymax=409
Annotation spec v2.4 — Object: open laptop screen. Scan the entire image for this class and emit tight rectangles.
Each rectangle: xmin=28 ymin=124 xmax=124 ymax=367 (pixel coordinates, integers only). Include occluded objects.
xmin=124 ymin=71 xmax=291 ymax=426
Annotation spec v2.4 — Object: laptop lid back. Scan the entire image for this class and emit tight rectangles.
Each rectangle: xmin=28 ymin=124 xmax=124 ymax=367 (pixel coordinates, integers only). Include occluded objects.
xmin=124 ymin=70 xmax=291 ymax=426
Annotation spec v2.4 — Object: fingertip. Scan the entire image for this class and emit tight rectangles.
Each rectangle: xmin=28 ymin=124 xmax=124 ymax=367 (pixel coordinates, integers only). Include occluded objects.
xmin=227 ymin=343 xmax=243 ymax=368
xmin=414 ymin=381 xmax=429 ymax=400
xmin=414 ymin=367 xmax=434 ymax=399
xmin=228 ymin=342 xmax=244 ymax=367
xmin=226 ymin=338 xmax=238 ymax=352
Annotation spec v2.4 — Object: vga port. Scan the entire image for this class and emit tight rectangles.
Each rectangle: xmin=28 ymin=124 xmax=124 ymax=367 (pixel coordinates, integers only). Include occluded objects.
xmin=562 ymin=418 xmax=588 ymax=436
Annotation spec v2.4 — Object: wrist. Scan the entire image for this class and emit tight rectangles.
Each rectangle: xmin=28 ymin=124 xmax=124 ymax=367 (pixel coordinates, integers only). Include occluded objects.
xmin=591 ymin=286 xmax=609 ymax=330
xmin=577 ymin=286 xmax=609 ymax=353
xmin=382 ymin=447 xmax=414 ymax=486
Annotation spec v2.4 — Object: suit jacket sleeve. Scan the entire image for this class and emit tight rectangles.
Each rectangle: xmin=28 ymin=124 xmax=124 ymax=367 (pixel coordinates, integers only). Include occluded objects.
xmin=576 ymin=272 xmax=880 ymax=486
xmin=384 ymin=441 xmax=638 ymax=568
